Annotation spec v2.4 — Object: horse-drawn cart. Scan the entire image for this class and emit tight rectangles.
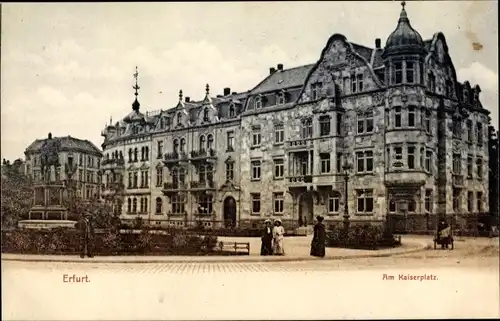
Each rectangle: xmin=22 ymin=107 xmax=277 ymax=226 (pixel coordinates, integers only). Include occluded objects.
xmin=433 ymin=225 xmax=454 ymax=250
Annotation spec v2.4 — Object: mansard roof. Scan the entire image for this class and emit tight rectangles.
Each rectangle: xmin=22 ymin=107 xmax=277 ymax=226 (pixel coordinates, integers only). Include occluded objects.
xmin=250 ymin=64 xmax=315 ymax=95
xmin=25 ymin=136 xmax=102 ymax=156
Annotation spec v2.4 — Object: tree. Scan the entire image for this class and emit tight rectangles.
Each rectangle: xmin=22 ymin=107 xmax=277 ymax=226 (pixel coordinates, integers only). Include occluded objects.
xmin=1 ymin=160 xmax=32 ymax=228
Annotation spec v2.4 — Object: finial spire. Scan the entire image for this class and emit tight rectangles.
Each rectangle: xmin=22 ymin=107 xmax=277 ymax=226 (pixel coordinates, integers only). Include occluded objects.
xmin=109 ymin=116 xmax=112 ymax=125
xmin=401 ymin=1 xmax=405 ymax=9
xmin=205 ymin=84 xmax=210 ymax=96
xmin=179 ymin=89 xmax=183 ymax=102
xmin=132 ymin=66 xmax=140 ymax=111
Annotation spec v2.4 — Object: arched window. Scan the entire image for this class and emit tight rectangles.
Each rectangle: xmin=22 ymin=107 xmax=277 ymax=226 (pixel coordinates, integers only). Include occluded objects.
xmin=177 ymin=113 xmax=182 ymax=125
xmin=173 ymin=139 xmax=179 ymax=153
xmin=199 ymin=135 xmax=206 ymax=151
xmin=119 ymin=151 xmax=123 ymax=160
xmin=145 ymin=147 xmax=149 ymax=160
xmin=128 ymin=149 xmax=133 ymax=162
xmin=172 ymin=167 xmax=179 ymax=184
xmin=180 ymin=138 xmax=186 ymax=153
xmin=132 ymin=198 xmax=137 ymax=213
xmin=179 ymin=167 xmax=186 ymax=183
xmin=203 ymin=108 xmax=209 ymax=122
xmin=127 ymin=198 xmax=132 ymax=213
xmin=156 ymin=197 xmax=163 ymax=214
xmin=207 ymin=135 xmax=214 ymax=150
xmin=141 ymin=147 xmax=145 ymax=160
xmin=134 ymin=148 xmax=138 ymax=162
xmin=254 ymin=96 xmax=262 ymax=109
xmin=229 ymin=105 xmax=235 ymax=118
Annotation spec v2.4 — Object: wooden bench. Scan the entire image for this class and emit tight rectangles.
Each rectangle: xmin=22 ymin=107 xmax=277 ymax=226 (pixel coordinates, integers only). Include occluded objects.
xmin=217 ymin=241 xmax=250 ymax=255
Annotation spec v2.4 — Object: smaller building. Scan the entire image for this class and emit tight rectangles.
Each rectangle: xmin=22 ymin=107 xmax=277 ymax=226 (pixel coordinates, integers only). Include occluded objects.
xmin=24 ymin=133 xmax=103 ymax=200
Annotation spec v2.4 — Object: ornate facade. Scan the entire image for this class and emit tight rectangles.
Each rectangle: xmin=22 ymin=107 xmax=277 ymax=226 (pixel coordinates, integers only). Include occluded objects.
xmin=101 ymin=3 xmax=491 ymax=229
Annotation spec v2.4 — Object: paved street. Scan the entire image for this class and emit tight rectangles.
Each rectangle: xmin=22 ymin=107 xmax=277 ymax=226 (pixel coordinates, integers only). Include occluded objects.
xmin=2 ymin=236 xmax=499 ymax=320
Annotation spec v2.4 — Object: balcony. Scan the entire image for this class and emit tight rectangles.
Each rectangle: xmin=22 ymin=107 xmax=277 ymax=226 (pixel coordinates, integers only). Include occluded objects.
xmin=189 ymin=180 xmax=216 ymax=191
xmin=384 ymin=171 xmax=427 ymax=187
xmin=452 ymin=174 xmax=465 ymax=188
xmin=162 ymin=181 xmax=188 ymax=192
xmin=100 ymin=158 xmax=125 ymax=170
xmin=287 ymin=175 xmax=313 ymax=187
xmin=190 ymin=149 xmax=217 ymax=163
xmin=163 ymin=152 xmax=188 ymax=164
xmin=286 ymin=139 xmax=313 ymax=151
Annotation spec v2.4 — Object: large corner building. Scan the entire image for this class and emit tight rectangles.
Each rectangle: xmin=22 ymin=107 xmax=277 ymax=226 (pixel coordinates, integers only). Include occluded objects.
xmin=100 ymin=3 xmax=492 ymax=229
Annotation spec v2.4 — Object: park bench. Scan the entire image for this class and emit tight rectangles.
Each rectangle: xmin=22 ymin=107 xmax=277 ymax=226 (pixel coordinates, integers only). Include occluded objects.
xmin=217 ymin=241 xmax=250 ymax=255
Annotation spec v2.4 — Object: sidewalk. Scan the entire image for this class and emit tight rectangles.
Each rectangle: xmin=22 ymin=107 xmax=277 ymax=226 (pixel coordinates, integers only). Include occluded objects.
xmin=1 ymin=235 xmax=428 ymax=264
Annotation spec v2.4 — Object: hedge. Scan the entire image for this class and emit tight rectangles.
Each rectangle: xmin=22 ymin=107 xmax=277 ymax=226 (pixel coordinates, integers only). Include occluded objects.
xmin=326 ymin=222 xmax=401 ymax=250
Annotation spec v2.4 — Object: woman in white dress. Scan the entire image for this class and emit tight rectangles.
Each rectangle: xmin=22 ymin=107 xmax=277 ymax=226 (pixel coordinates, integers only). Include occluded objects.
xmin=272 ymin=219 xmax=285 ymax=255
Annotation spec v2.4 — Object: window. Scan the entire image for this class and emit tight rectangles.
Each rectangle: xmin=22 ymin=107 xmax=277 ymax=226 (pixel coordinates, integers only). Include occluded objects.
xmin=173 ymin=139 xmax=179 ymax=153
xmin=128 ymin=172 xmax=132 ymax=188
xmin=199 ymin=165 xmax=206 ymax=183
xmin=476 ymin=123 xmax=483 ymax=146
xmin=127 ymin=198 xmax=132 ymax=213
xmin=453 ymin=119 xmax=462 ymax=138
xmin=227 ymin=131 xmax=235 ymax=151
xmin=328 ymin=193 xmax=340 ymax=214
xmin=423 ymin=109 xmax=431 ymax=133
xmin=134 ymin=148 xmax=138 ymax=162
xmin=274 ymin=158 xmax=284 ymax=179
xmin=274 ymin=123 xmax=284 ymax=144
xmin=255 ymin=96 xmax=262 ymax=109
xmin=277 ymin=92 xmax=286 ymax=105
xmin=407 ymin=146 xmax=415 ymax=169
xmin=406 ymin=61 xmax=415 ymax=83
xmin=141 ymin=170 xmax=149 ymax=188
xmin=463 ymin=89 xmax=469 ymax=104
xmin=356 ymin=190 xmax=374 ymax=213
xmin=467 ymin=191 xmax=473 ymax=212
xmin=203 ymin=108 xmax=209 ymax=122
xmin=156 ymin=167 xmax=163 ymax=186
xmin=320 ymin=154 xmax=331 ymax=173
xmin=408 ymin=200 xmax=416 ymax=213
xmin=198 ymin=194 xmax=213 ymax=214
xmin=336 ymin=113 xmax=343 ymax=135
xmin=419 ymin=61 xmax=424 ymax=85
xmin=408 ymin=106 xmax=416 ymax=127
xmin=425 ymin=150 xmax=432 ymax=173
xmin=343 ymin=77 xmax=349 ymax=94
xmin=356 ymin=150 xmax=374 ymax=173
xmin=477 ymin=192 xmax=483 ymax=212
xmin=145 ymin=147 xmax=149 ymax=160
xmin=171 ymin=194 xmax=185 ymax=214
xmin=394 ymin=147 xmax=403 ymax=160
xmin=425 ymin=190 xmax=433 ymax=213
xmin=394 ymin=107 xmax=402 ymax=128
xmin=357 ymin=110 xmax=374 ymax=134
xmin=207 ymin=135 xmax=214 ymax=150
xmin=350 ymin=74 xmax=357 ymax=93
xmin=476 ymin=157 xmax=483 ymax=179
xmin=251 ymin=160 xmax=261 ymax=180
xmin=177 ymin=113 xmax=182 ymax=125
xmin=428 ymin=73 xmax=436 ymax=92
xmin=389 ymin=199 xmax=396 ymax=213
xmin=452 ymin=189 xmax=460 ymax=212
xmin=336 ymin=153 xmax=343 ymax=173
xmin=229 ymin=105 xmax=235 ymax=118
xmin=252 ymin=193 xmax=261 ymax=214
xmin=301 ymin=118 xmax=313 ymax=139
xmin=155 ymin=197 xmax=163 ymax=214
xmin=157 ymin=141 xmax=163 ymax=158
xmin=273 ymin=193 xmax=284 ymax=214
xmin=394 ymin=62 xmax=403 ymax=84
xmin=199 ymin=135 xmax=206 ymax=151
xmin=357 ymin=74 xmax=364 ymax=92
xmin=133 ymin=172 xmax=138 ymax=188
xmin=180 ymin=138 xmax=186 ymax=153
xmin=252 ymin=126 xmax=261 ymax=147
xmin=311 ymin=82 xmax=323 ymax=100
xmin=226 ymin=162 xmax=234 ymax=181
xmin=452 ymin=153 xmax=461 ymax=174
xmin=319 ymin=116 xmax=331 ymax=136
xmin=467 ymin=156 xmax=473 ymax=178
xmin=132 ymin=197 xmax=137 ymax=213
xmin=466 ymin=120 xmax=473 ymax=143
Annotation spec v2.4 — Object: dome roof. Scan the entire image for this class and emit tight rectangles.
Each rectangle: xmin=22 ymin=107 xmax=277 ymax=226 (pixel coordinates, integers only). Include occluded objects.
xmin=383 ymin=2 xmax=424 ymax=57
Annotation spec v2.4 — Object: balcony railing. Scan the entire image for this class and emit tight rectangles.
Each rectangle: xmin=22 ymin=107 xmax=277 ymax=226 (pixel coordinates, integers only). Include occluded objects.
xmin=190 ymin=149 xmax=217 ymax=161
xmin=162 ymin=182 xmax=188 ymax=191
xmin=164 ymin=152 xmax=188 ymax=163
xmin=287 ymin=175 xmax=313 ymax=184
xmin=189 ymin=180 xmax=216 ymax=190
xmin=101 ymin=158 xmax=125 ymax=167
xmin=286 ymin=139 xmax=313 ymax=150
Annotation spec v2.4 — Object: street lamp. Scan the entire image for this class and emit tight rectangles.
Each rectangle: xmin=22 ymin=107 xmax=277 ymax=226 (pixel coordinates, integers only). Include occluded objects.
xmin=342 ymin=161 xmax=353 ymax=237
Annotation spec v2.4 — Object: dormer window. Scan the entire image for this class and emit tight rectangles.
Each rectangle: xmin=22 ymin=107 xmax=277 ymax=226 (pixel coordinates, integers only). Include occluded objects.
xmin=351 ymin=74 xmax=363 ymax=93
xmin=463 ymin=89 xmax=469 ymax=104
xmin=165 ymin=117 xmax=170 ymax=127
xmin=133 ymin=126 xmax=139 ymax=135
xmin=311 ymin=82 xmax=323 ymax=100
xmin=229 ymin=105 xmax=235 ymax=118
xmin=176 ymin=113 xmax=182 ymax=125
xmin=255 ymin=96 xmax=262 ymax=109
xmin=473 ymin=91 xmax=479 ymax=102
xmin=406 ymin=61 xmax=415 ymax=83
xmin=427 ymin=73 xmax=436 ymax=92
xmin=159 ymin=118 xmax=164 ymax=129
xmin=277 ymin=91 xmax=286 ymax=105
xmin=203 ymin=108 xmax=209 ymax=122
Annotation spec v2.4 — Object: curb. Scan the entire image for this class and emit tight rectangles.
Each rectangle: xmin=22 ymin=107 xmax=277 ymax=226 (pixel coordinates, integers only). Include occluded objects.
xmin=1 ymin=243 xmax=428 ymax=264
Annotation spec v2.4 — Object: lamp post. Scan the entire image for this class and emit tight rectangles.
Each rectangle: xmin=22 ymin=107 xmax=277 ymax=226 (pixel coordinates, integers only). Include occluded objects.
xmin=342 ymin=162 xmax=353 ymax=239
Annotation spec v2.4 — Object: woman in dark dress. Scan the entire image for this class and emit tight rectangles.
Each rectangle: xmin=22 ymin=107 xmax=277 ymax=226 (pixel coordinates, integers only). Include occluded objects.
xmin=310 ymin=215 xmax=326 ymax=257
xmin=260 ymin=219 xmax=273 ymax=255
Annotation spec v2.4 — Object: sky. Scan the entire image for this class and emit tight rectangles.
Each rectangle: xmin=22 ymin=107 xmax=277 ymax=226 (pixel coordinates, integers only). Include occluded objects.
xmin=1 ymin=1 xmax=498 ymax=161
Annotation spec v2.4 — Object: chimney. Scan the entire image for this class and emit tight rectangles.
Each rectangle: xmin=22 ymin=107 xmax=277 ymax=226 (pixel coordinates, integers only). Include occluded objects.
xmin=277 ymin=63 xmax=284 ymax=71
xmin=232 ymin=92 xmax=237 ymax=95
xmin=375 ymin=38 xmax=381 ymax=49
xmin=185 ymin=97 xmax=190 ymax=103
xmin=223 ymin=87 xmax=231 ymax=96
xmin=270 ymin=67 xmax=276 ymax=74
xmin=48 ymin=132 xmax=52 ymax=139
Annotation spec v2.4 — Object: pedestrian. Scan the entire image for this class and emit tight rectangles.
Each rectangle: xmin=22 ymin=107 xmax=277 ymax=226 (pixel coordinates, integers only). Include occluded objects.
xmin=310 ymin=215 xmax=326 ymax=258
xmin=260 ymin=219 xmax=274 ymax=256
xmin=77 ymin=211 xmax=95 ymax=258
xmin=272 ymin=219 xmax=285 ymax=255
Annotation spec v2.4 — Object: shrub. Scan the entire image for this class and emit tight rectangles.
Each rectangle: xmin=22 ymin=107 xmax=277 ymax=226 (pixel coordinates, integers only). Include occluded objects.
xmin=326 ymin=223 xmax=398 ymax=250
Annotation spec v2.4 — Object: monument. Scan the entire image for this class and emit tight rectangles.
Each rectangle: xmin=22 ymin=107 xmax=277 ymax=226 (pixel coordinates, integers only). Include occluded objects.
xmin=18 ymin=133 xmax=77 ymax=229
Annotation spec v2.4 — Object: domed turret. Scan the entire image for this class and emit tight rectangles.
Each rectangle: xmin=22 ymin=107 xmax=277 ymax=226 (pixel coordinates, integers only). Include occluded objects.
xmin=382 ymin=2 xmax=425 ymax=58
